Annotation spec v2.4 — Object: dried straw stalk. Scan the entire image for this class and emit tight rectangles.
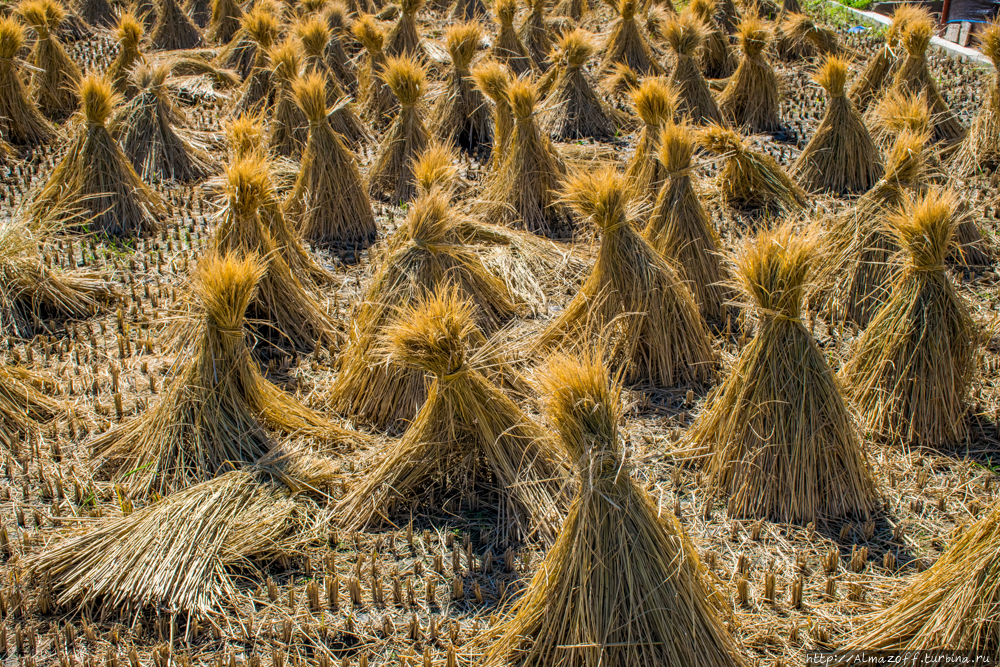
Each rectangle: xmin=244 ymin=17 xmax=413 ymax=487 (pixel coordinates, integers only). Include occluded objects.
xmin=601 ymin=0 xmax=664 ymax=75
xmin=482 ymin=350 xmax=742 ymax=667
xmin=337 ymin=289 xmax=566 ymax=545
xmin=354 ymin=14 xmax=398 ymax=127
xmin=432 ymin=22 xmax=492 ymax=152
xmin=624 ymin=77 xmax=678 ymax=201
xmin=386 ymin=0 xmax=423 ymax=58
xmin=794 ymin=56 xmax=882 ymax=195
xmin=691 ymin=226 xmax=881 ymax=523
xmin=368 ymin=54 xmax=429 ymax=203
xmin=519 ymin=0 xmax=553 ymax=71
xmin=268 ymin=39 xmax=310 ymax=158
xmin=689 ymin=0 xmax=736 ymax=79
xmin=492 ymin=0 xmax=532 ymax=76
xmin=20 ymin=0 xmax=82 ymax=119
xmin=841 ymin=190 xmax=979 ymax=448
xmin=850 ymin=5 xmax=930 ymax=112
xmin=644 ymin=123 xmax=731 ymax=324
xmin=91 ymin=251 xmax=351 ymax=496
xmin=106 ymin=12 xmax=145 ymax=96
xmin=473 ymin=59 xmax=514 ymax=172
xmin=665 ymin=13 xmax=722 ymax=125
xmin=30 ymin=75 xmax=162 ymax=238
xmin=952 ymin=23 xmax=1000 ymax=175
xmin=718 ymin=16 xmax=780 ymax=132
xmin=534 ymin=167 xmax=715 ymax=388
xmin=539 ymin=29 xmax=621 ymax=141
xmin=0 ymin=16 xmax=53 ymax=146
xmin=285 ymin=72 xmax=376 ymax=250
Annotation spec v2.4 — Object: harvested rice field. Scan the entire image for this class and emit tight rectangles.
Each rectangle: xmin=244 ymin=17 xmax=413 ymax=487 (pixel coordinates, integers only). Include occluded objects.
xmin=0 ymin=0 xmax=999 ymax=664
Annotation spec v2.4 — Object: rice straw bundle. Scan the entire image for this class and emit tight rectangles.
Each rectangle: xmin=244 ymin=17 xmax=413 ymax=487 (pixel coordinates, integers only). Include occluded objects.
xmin=690 ymin=226 xmax=881 ymax=523
xmin=106 ymin=11 xmax=145 ymax=96
xmin=0 ymin=17 xmax=54 ymax=146
xmin=354 ymin=14 xmax=399 ymax=127
xmin=386 ymin=0 xmax=423 ymax=57
xmin=112 ymin=63 xmax=216 ymax=183
xmin=644 ymin=123 xmax=730 ymax=324
xmin=826 ymin=129 xmax=928 ymax=326
xmin=285 ymin=73 xmax=376 ymax=250
xmin=841 ymin=190 xmax=979 ymax=448
xmin=891 ymin=16 xmax=965 ymax=145
xmin=229 ymin=7 xmax=280 ymax=115
xmin=224 ymin=111 xmax=269 ymax=160
xmin=848 ymin=502 xmax=1000 ymax=654
xmin=268 ymin=39 xmax=309 ymax=158
xmin=867 ymin=88 xmax=931 ymax=150
xmin=32 ymin=464 xmax=335 ymax=615
xmin=217 ymin=4 xmax=277 ymax=79
xmin=480 ymin=78 xmax=573 ymax=237
xmin=601 ymin=0 xmax=664 ymax=75
xmin=91 ymin=252 xmax=349 ymax=496
xmin=433 ymin=22 xmax=493 ymax=152
xmin=699 ymin=124 xmax=805 ymax=212
xmin=554 ymin=0 xmax=586 ymax=20
xmin=321 ymin=3 xmax=358 ymax=92
xmin=538 ymin=29 xmax=620 ymax=141
xmin=714 ymin=0 xmax=739 ymax=34
xmin=337 ymin=289 xmax=564 ymax=544
xmin=472 ymin=59 xmax=514 ymax=173
xmin=519 ymin=0 xmax=553 ymax=71
xmin=0 ymin=360 xmax=59 ymax=453
xmin=19 ymin=0 xmax=82 ymax=119
xmin=31 ymin=75 xmax=162 ymax=237
xmin=689 ymin=0 xmax=736 ymax=79
xmin=952 ymin=23 xmax=1000 ymax=175
xmin=794 ymin=56 xmax=882 ymax=194
xmin=367 ymin=55 xmax=429 ymax=203
xmin=491 ymin=0 xmax=532 ymax=75
xmin=294 ymin=17 xmax=368 ymax=148
xmin=624 ymin=76 xmax=678 ymax=200
xmin=850 ymin=4 xmax=929 ymax=113
xmin=718 ymin=16 xmax=780 ymax=132
xmin=76 ymin=0 xmax=114 ymax=26
xmin=534 ymin=167 xmax=714 ymax=387
xmin=209 ymin=0 xmax=243 ymax=44
xmin=665 ymin=13 xmax=722 ymax=125
xmin=211 ymin=158 xmax=337 ymax=350
xmin=482 ymin=350 xmax=742 ymax=667
xmin=186 ymin=0 xmax=211 ymax=28
xmin=325 ymin=191 xmax=516 ymax=428
xmin=149 ymin=0 xmax=204 ymax=50
xmin=0 ymin=219 xmax=113 ymax=338
xmin=602 ymin=61 xmax=641 ymax=107
xmin=451 ymin=0 xmax=488 ymax=20
xmin=775 ymin=13 xmax=844 ymax=61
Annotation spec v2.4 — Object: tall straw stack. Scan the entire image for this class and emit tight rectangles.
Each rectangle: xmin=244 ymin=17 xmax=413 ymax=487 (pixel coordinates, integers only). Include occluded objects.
xmin=386 ymin=0 xmax=423 ymax=57
xmin=230 ymin=7 xmax=280 ymax=115
xmin=690 ymin=227 xmax=881 ymax=523
xmin=699 ymin=124 xmax=805 ymax=212
xmin=354 ymin=14 xmax=399 ymax=127
xmin=285 ymin=73 xmax=376 ymax=250
xmin=534 ymin=167 xmax=715 ymax=387
xmin=473 ymin=59 xmax=514 ymax=172
xmin=519 ymin=0 xmax=553 ymax=71
xmin=218 ymin=3 xmax=277 ymax=79
xmin=149 ymin=0 xmax=204 ymax=50
xmin=842 ymin=190 xmax=979 ymax=448
xmin=76 ymin=0 xmax=114 ymax=27
xmin=481 ymin=78 xmax=572 ymax=237
xmin=0 ymin=17 xmax=53 ymax=146
xmin=20 ymin=0 xmax=82 ymax=119
xmin=690 ymin=0 xmax=736 ymax=78
xmin=112 ymin=63 xmax=216 ymax=183
xmin=850 ymin=5 xmax=930 ymax=112
xmin=91 ymin=252 xmax=351 ymax=496
xmin=209 ymin=0 xmax=243 ymax=44
xmin=106 ymin=12 xmax=145 ymax=96
xmin=952 ymin=22 xmax=1000 ymax=175
xmin=794 ymin=56 xmax=882 ymax=194
xmin=892 ymin=15 xmax=965 ymax=144
xmin=211 ymin=158 xmax=337 ymax=351
xmin=451 ymin=0 xmax=488 ymax=20
xmin=492 ymin=0 xmax=532 ymax=75
xmin=825 ymin=129 xmax=928 ymax=326
xmin=775 ymin=13 xmax=844 ymax=61
xmin=368 ymin=54 xmax=429 ymax=203
xmin=645 ymin=123 xmax=731 ymax=324
xmin=433 ymin=22 xmax=492 ymax=152
xmin=539 ymin=29 xmax=620 ymax=140
xmin=601 ymin=0 xmax=664 ymax=75
xmin=186 ymin=0 xmax=210 ymax=29
xmin=718 ymin=17 xmax=780 ymax=132
xmin=320 ymin=3 xmax=358 ymax=92
xmin=31 ymin=75 xmax=162 ymax=237
xmin=848 ymin=501 xmax=1000 ymax=654
xmin=268 ymin=39 xmax=309 ymax=158
xmin=0 ymin=217 xmax=113 ymax=338
xmin=325 ymin=191 xmax=516 ymax=428
xmin=482 ymin=350 xmax=743 ymax=667
xmin=295 ymin=17 xmax=367 ymax=148
xmin=337 ymin=289 xmax=565 ymax=545
xmin=624 ymin=77 xmax=678 ymax=201
xmin=665 ymin=13 xmax=722 ymax=125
